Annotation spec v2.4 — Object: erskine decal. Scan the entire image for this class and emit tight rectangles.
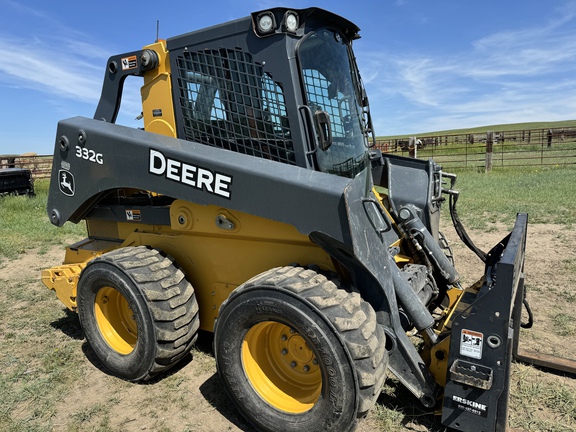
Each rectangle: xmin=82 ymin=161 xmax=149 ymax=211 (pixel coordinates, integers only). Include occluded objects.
xmin=149 ymin=149 xmax=232 ymax=199
xmin=451 ymin=395 xmax=488 ymax=417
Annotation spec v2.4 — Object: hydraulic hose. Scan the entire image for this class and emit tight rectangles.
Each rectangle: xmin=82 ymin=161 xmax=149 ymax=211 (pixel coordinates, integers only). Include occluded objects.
xmin=448 ymin=191 xmax=488 ymax=263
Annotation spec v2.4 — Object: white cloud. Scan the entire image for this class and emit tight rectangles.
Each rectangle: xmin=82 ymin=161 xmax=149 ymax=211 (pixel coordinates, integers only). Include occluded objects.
xmin=0 ymin=31 xmax=144 ymax=125
xmin=360 ymin=2 xmax=576 ymax=134
xmin=0 ymin=35 xmax=103 ymax=103
xmin=0 ymin=2 xmax=142 ymax=119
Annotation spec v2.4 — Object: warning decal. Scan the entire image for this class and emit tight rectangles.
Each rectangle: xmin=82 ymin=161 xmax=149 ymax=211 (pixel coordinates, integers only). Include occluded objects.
xmin=460 ymin=329 xmax=483 ymax=359
xmin=126 ymin=210 xmax=141 ymax=221
xmin=121 ymin=55 xmax=137 ymax=70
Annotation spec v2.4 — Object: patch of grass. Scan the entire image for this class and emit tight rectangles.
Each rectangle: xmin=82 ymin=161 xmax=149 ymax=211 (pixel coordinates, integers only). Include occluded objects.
xmin=370 ymin=402 xmax=406 ymax=430
xmin=552 ymin=313 xmax=576 ymax=337
xmin=443 ymin=166 xmax=576 ymax=228
xmin=66 ymin=410 xmax=112 ymax=432
xmin=0 ymin=337 xmax=84 ymax=431
xmin=564 ymin=257 xmax=576 ymax=272
xmin=510 ymin=364 xmax=576 ymax=431
xmin=0 ymin=276 xmax=85 ymax=432
xmin=0 ymin=179 xmax=85 ymax=261
xmin=368 ymin=379 xmax=443 ymax=431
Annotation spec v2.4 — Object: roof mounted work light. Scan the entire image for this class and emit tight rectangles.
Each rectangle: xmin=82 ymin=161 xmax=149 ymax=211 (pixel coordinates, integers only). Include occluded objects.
xmin=256 ymin=12 xmax=276 ymax=34
xmin=284 ymin=11 xmax=299 ymax=33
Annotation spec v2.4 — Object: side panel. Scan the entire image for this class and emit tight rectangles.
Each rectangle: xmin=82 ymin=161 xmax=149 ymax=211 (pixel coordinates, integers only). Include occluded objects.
xmin=48 ymin=117 xmax=352 ymax=246
xmin=118 ymin=202 xmax=334 ymax=331
xmin=47 ymin=201 xmax=334 ymax=329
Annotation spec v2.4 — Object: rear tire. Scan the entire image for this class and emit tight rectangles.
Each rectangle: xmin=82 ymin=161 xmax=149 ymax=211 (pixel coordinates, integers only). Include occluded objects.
xmin=77 ymin=246 xmax=199 ymax=381
xmin=214 ymin=266 xmax=388 ymax=432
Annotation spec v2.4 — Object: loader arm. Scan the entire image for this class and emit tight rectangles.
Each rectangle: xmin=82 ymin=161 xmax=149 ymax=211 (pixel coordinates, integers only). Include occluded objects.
xmin=48 ymin=117 xmax=352 ymax=242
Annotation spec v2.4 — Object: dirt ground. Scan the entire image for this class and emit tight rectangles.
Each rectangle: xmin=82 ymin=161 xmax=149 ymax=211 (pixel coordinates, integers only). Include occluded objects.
xmin=2 ymin=222 xmax=575 ymax=431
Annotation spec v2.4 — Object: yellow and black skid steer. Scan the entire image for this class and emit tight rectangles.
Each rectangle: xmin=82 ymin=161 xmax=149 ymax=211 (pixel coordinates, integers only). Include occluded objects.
xmin=42 ymin=7 xmax=535 ymax=431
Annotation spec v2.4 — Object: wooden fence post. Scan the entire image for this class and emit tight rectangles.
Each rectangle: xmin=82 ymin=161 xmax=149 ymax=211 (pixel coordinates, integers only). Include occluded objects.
xmin=409 ymin=137 xmax=417 ymax=158
xmin=485 ymin=131 xmax=494 ymax=172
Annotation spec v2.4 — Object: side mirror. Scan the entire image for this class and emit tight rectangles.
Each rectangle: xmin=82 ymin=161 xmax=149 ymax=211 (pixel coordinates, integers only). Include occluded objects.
xmin=314 ymin=110 xmax=332 ymax=150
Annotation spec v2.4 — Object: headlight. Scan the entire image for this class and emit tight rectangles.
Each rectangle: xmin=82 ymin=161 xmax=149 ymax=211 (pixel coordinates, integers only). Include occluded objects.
xmin=257 ymin=12 xmax=276 ymax=34
xmin=285 ymin=11 xmax=299 ymax=33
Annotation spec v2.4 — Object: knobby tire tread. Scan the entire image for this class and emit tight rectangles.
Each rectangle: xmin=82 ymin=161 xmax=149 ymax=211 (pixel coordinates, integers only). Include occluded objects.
xmin=95 ymin=246 xmax=200 ymax=380
xmin=225 ymin=265 xmax=388 ymax=419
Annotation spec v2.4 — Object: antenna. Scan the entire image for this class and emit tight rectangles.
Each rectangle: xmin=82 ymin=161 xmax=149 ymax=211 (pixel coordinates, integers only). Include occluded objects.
xmin=156 ymin=20 xmax=160 ymax=43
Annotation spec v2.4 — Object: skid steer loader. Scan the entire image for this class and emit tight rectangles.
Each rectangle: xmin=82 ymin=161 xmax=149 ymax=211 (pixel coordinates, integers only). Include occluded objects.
xmin=42 ymin=7 xmax=530 ymax=432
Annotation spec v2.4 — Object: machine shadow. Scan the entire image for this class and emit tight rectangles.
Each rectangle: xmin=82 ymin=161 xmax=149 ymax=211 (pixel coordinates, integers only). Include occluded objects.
xmin=375 ymin=379 xmax=445 ymax=431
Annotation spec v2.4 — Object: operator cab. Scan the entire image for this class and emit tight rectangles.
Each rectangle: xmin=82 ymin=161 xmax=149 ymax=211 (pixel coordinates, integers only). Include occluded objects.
xmin=163 ymin=7 xmax=374 ymax=178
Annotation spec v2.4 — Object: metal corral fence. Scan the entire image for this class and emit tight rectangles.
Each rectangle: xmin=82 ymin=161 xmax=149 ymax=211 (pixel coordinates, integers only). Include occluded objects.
xmin=376 ymin=127 xmax=576 ymax=170
xmin=0 ymin=154 xmax=53 ymax=179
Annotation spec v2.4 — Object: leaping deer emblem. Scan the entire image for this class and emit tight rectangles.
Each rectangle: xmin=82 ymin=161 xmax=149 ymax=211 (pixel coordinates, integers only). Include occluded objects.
xmin=59 ymin=171 xmax=75 ymax=196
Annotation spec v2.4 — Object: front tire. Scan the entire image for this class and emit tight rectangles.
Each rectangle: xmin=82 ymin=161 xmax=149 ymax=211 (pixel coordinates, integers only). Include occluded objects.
xmin=214 ymin=266 xmax=388 ymax=432
xmin=77 ymin=246 xmax=200 ymax=381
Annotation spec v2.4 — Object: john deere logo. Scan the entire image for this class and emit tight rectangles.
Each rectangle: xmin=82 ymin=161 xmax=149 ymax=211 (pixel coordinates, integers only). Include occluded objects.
xmin=59 ymin=170 xmax=75 ymax=196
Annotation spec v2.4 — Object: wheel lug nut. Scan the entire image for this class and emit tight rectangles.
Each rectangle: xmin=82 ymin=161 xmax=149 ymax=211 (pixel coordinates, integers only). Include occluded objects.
xmin=281 ymin=334 xmax=287 ymax=341
xmin=281 ymin=348 xmax=288 ymax=355
xmin=290 ymin=361 xmax=297 ymax=368
xmin=303 ymin=365 xmax=310 ymax=372
xmin=313 ymin=358 xmax=318 ymax=365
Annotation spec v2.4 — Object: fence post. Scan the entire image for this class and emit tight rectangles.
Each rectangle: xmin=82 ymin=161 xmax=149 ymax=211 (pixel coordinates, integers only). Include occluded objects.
xmin=485 ymin=131 xmax=494 ymax=172
xmin=408 ymin=137 xmax=417 ymax=158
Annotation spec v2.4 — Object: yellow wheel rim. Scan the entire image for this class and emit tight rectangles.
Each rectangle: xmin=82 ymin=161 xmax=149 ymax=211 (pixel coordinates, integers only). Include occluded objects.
xmin=242 ymin=321 xmax=322 ymax=413
xmin=94 ymin=286 xmax=137 ymax=355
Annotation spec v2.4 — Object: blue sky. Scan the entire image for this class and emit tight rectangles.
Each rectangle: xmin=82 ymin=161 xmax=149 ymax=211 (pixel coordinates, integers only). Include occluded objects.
xmin=1 ymin=0 xmax=575 ymax=155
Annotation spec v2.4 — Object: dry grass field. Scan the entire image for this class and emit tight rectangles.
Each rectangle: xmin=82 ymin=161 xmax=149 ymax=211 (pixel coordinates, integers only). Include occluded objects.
xmin=1 ymin=173 xmax=575 ymax=431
